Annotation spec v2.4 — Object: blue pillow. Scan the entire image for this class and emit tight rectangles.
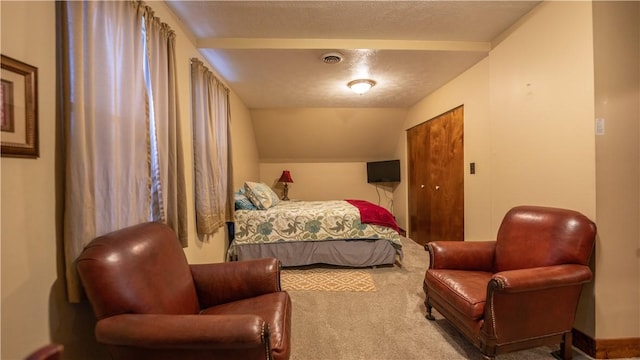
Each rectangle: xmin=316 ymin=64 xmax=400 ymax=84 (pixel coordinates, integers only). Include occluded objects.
xmin=235 ymin=192 xmax=257 ymax=210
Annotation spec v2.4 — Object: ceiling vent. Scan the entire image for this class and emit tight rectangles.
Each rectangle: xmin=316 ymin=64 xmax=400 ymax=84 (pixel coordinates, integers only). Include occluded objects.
xmin=321 ymin=52 xmax=343 ymax=64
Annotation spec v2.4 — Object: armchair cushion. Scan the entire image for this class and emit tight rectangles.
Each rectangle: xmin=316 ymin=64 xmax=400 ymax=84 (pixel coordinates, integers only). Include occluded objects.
xmin=425 ymin=269 xmax=491 ymax=320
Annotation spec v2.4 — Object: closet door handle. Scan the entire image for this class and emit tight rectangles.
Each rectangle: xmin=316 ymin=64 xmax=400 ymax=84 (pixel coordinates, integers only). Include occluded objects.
xmin=435 ymin=185 xmax=440 ymax=190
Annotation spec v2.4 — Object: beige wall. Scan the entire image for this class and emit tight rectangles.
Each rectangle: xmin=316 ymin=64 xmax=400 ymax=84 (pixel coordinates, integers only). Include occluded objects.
xmin=230 ymin=90 xmax=261 ymax=191
xmin=258 ymin=162 xmax=398 ymax=214
xmin=593 ymin=1 xmax=640 ymax=340
xmin=487 ymin=1 xmax=596 ymax=221
xmin=251 ymin=108 xmax=407 ymax=162
xmin=0 ymin=1 xmax=258 ymax=358
xmin=397 ymin=1 xmax=599 ymax=336
xmin=1 ymin=2 xmax=58 ymax=358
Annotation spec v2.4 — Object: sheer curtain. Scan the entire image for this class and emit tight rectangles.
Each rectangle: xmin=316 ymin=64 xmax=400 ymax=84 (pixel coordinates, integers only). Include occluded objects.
xmin=59 ymin=1 xmax=186 ymax=302
xmin=190 ymin=59 xmax=233 ymax=236
xmin=142 ymin=6 xmax=187 ymax=246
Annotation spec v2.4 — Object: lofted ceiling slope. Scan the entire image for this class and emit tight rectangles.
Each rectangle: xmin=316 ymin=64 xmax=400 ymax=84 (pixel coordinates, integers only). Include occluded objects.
xmin=165 ymin=1 xmax=540 ymax=161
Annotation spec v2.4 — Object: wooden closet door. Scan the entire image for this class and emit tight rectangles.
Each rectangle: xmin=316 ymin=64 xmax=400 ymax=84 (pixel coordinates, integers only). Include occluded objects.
xmin=408 ymin=120 xmax=430 ymax=245
xmin=408 ymin=106 xmax=464 ymax=245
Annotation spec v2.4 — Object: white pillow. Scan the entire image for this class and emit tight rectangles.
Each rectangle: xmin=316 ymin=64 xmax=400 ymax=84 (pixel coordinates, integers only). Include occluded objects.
xmin=244 ymin=181 xmax=280 ymax=210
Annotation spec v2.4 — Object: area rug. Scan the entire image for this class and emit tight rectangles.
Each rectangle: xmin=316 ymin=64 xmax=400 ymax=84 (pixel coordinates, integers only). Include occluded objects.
xmin=280 ymin=268 xmax=376 ymax=292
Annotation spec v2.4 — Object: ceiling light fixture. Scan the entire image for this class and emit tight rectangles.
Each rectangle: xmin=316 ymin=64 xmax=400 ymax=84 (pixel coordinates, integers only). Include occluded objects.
xmin=347 ymin=79 xmax=376 ymax=95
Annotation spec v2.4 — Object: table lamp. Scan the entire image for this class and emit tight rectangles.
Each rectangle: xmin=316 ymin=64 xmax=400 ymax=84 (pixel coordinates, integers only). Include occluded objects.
xmin=278 ymin=170 xmax=294 ymax=200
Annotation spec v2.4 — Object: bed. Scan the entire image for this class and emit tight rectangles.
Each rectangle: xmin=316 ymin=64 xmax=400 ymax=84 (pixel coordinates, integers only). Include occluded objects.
xmin=227 ymin=182 xmax=403 ymax=267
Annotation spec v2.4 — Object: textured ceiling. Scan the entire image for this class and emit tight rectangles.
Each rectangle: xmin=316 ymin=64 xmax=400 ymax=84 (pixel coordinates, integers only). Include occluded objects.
xmin=165 ymin=1 xmax=541 ymax=109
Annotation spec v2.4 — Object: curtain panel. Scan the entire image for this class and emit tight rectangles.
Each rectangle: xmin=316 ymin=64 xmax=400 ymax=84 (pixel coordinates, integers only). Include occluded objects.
xmin=142 ymin=7 xmax=188 ymax=246
xmin=59 ymin=1 xmax=186 ymax=302
xmin=190 ymin=59 xmax=233 ymax=236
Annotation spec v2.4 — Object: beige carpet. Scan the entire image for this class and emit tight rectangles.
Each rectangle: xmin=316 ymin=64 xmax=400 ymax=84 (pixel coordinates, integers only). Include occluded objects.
xmin=281 ymin=268 xmax=376 ymax=292
xmin=287 ymin=237 xmax=603 ymax=360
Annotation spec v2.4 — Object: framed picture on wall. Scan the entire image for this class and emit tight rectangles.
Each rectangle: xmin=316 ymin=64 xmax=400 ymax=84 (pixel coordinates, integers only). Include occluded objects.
xmin=1 ymin=54 xmax=38 ymax=158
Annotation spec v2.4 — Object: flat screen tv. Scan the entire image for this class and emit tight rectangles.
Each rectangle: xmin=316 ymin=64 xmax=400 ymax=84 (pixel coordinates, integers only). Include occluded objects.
xmin=367 ymin=160 xmax=400 ymax=183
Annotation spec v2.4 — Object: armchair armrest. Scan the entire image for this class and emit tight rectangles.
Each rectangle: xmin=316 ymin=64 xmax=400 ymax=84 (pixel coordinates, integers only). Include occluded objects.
xmin=482 ymin=264 xmax=594 ymax=340
xmin=96 ymin=313 xmax=268 ymax=349
xmin=490 ymin=264 xmax=593 ymax=293
xmin=190 ymin=258 xmax=282 ymax=308
xmin=426 ymin=241 xmax=496 ymax=271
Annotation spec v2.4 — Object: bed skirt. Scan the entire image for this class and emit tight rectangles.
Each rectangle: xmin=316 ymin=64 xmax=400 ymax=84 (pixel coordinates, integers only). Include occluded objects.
xmin=229 ymin=239 xmax=400 ymax=267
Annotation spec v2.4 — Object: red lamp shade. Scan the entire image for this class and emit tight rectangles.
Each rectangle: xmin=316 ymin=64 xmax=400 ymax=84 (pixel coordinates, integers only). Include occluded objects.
xmin=279 ymin=170 xmax=294 ymax=183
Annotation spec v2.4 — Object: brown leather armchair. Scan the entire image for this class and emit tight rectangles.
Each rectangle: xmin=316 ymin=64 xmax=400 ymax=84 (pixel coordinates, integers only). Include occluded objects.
xmin=77 ymin=222 xmax=291 ymax=360
xmin=423 ymin=206 xmax=596 ymax=360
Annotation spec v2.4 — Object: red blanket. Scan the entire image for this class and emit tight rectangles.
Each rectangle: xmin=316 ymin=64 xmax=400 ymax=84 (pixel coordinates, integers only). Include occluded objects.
xmin=345 ymin=199 xmax=400 ymax=233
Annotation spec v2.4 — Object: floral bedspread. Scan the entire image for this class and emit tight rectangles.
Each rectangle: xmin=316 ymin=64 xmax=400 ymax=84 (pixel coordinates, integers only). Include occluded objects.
xmin=231 ymin=200 xmax=402 ymax=249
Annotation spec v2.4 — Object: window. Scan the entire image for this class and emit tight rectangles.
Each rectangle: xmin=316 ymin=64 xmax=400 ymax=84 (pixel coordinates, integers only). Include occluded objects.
xmin=59 ymin=1 xmax=186 ymax=302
